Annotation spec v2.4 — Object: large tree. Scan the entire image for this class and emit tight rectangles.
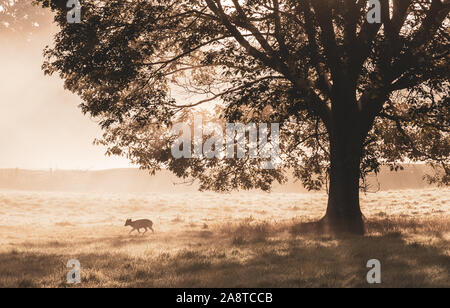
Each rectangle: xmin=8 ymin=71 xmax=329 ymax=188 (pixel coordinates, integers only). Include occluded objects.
xmin=38 ymin=0 xmax=449 ymax=234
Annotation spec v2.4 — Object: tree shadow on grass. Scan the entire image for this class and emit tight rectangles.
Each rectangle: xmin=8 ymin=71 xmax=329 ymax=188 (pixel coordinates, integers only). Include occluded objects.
xmin=0 ymin=251 xmax=64 ymax=288
xmin=173 ymin=232 xmax=450 ymax=288
xmin=0 ymin=232 xmax=448 ymax=288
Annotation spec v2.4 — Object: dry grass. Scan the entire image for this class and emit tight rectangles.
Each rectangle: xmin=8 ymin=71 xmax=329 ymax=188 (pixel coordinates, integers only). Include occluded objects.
xmin=0 ymin=188 xmax=448 ymax=288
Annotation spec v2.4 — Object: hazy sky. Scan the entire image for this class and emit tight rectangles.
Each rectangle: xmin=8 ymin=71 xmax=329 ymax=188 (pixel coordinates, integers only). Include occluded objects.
xmin=0 ymin=24 xmax=134 ymax=170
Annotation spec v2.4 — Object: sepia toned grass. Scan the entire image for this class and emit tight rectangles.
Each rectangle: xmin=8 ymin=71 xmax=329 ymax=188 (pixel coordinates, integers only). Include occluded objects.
xmin=0 ymin=188 xmax=448 ymax=288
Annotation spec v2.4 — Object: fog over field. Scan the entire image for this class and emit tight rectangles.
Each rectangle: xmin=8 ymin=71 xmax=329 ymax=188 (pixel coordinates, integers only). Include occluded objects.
xmin=0 ymin=187 xmax=448 ymax=288
xmin=0 ymin=164 xmax=435 ymax=194
xmin=0 ymin=186 xmax=448 ymax=231
xmin=0 ymin=171 xmax=448 ymax=288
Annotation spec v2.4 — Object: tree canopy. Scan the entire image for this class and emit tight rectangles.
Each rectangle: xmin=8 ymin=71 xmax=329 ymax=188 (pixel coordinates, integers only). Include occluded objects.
xmin=36 ymin=0 xmax=449 ymax=233
xmin=38 ymin=0 xmax=449 ymax=189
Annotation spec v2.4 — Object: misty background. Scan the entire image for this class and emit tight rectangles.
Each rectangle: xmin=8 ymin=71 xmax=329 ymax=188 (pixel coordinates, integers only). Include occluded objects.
xmin=0 ymin=4 xmax=434 ymax=194
xmin=0 ymin=9 xmax=132 ymax=170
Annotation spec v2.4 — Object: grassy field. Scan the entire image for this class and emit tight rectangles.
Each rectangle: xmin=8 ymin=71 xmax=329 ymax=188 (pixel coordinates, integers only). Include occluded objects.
xmin=0 ymin=188 xmax=448 ymax=288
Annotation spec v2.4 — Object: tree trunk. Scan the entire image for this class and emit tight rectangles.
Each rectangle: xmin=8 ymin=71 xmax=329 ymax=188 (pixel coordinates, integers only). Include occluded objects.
xmin=320 ymin=105 xmax=366 ymax=235
xmin=320 ymin=144 xmax=365 ymax=235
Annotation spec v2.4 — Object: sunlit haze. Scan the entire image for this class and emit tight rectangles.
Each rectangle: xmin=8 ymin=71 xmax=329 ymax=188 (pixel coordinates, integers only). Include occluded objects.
xmin=0 ymin=24 xmax=133 ymax=170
